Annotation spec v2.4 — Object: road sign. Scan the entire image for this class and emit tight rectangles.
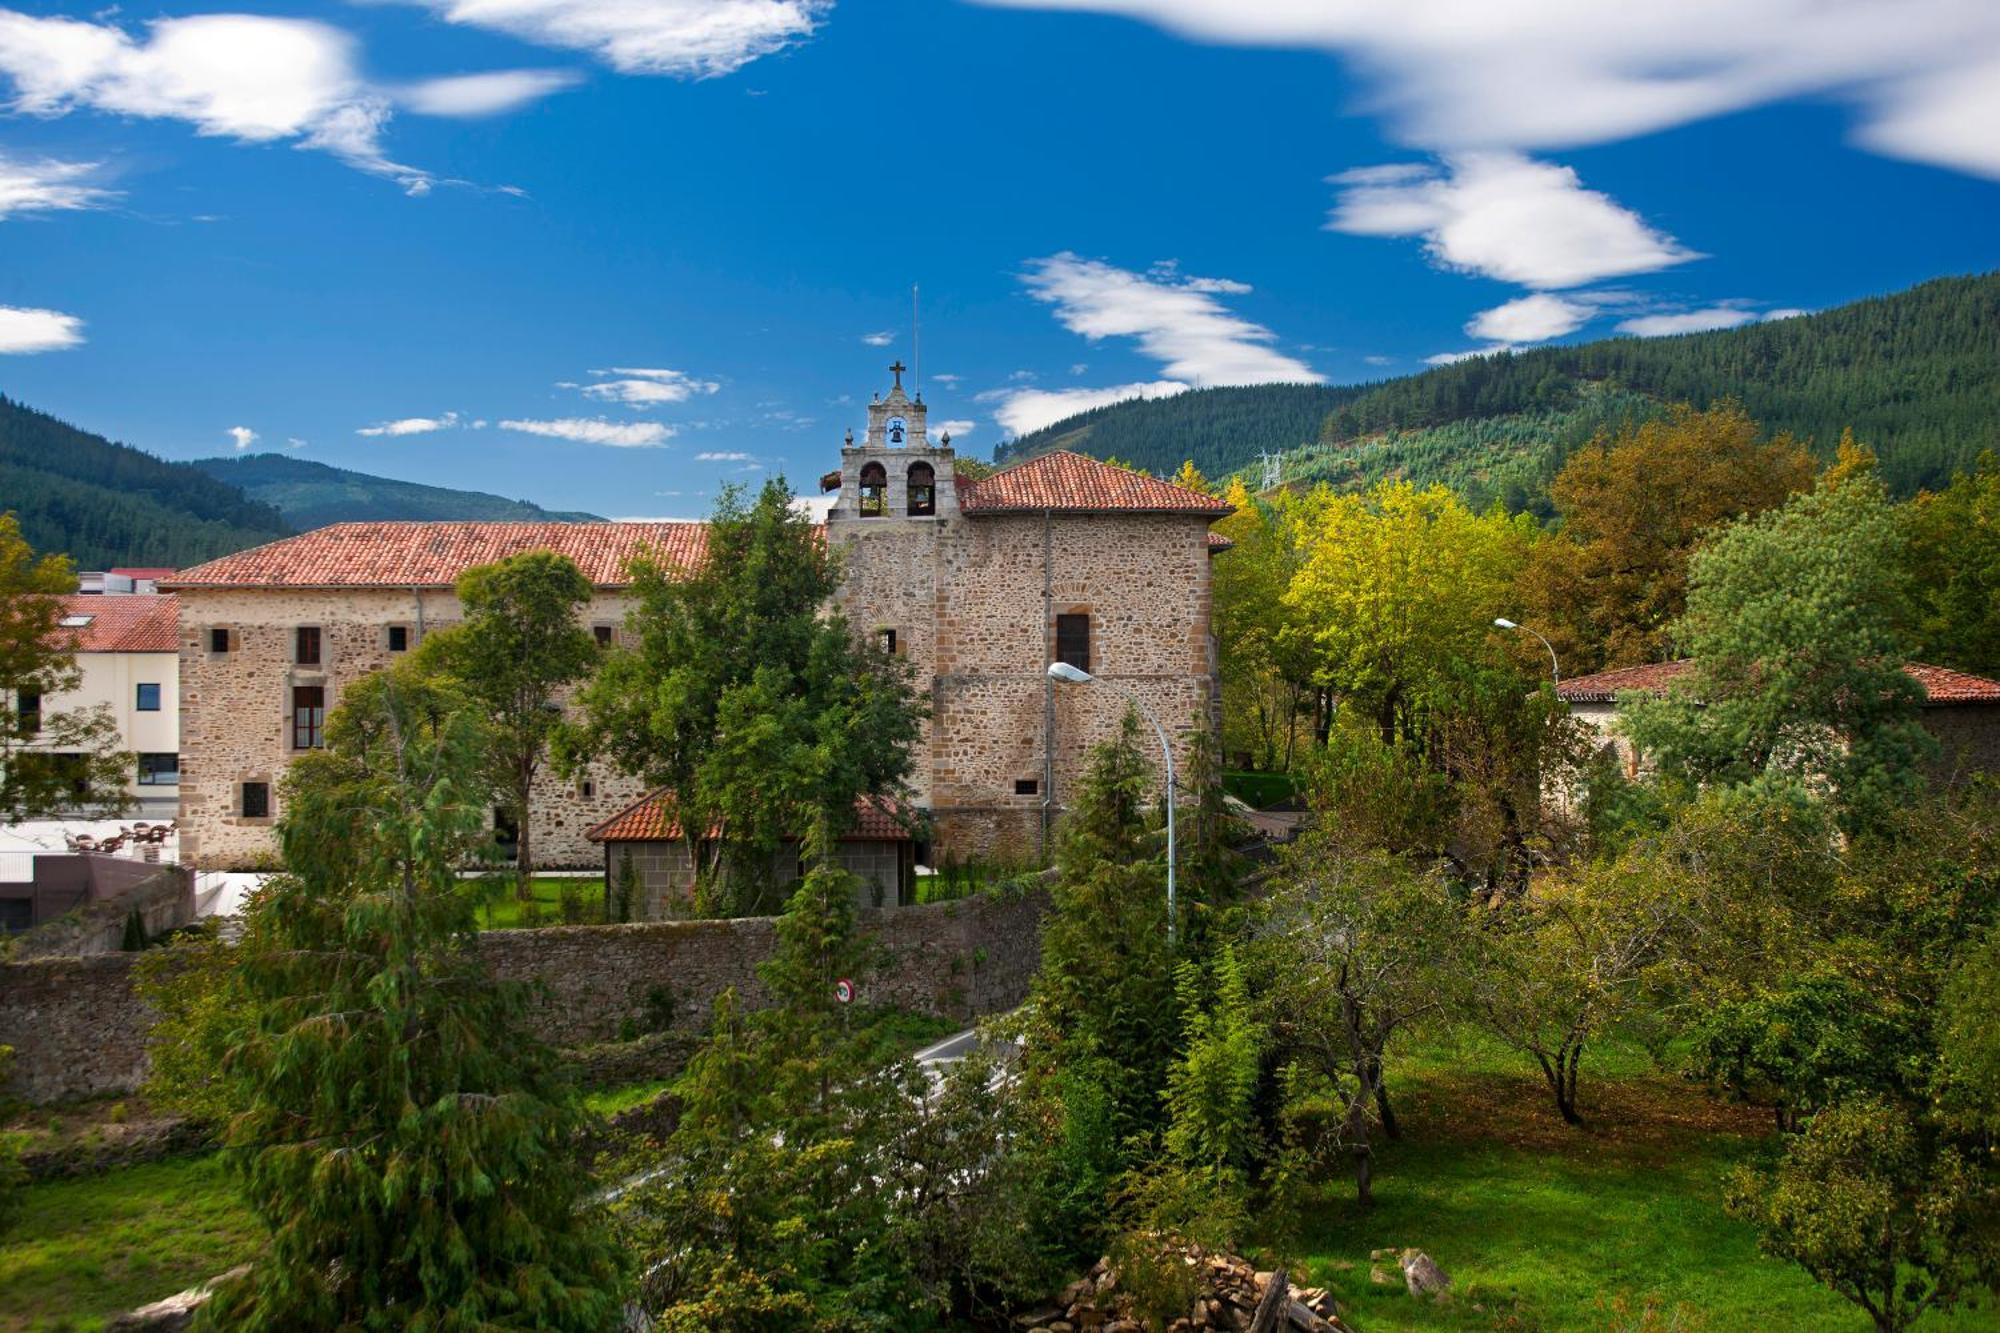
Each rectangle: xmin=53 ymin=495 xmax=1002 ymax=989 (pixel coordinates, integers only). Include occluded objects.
xmin=834 ymin=978 xmax=854 ymax=1004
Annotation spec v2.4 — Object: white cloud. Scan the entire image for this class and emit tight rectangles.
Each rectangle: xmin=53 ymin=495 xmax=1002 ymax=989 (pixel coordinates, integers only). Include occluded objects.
xmin=0 ymin=11 xmax=433 ymax=191
xmin=1328 ymin=153 xmax=1695 ymax=289
xmin=0 ymin=152 xmax=116 ymax=219
xmin=500 ymin=416 xmax=673 ymax=446
xmin=1020 ymin=252 xmax=1321 ymax=386
xmin=1362 ymin=354 xmax=1395 ymax=366
xmin=399 ymin=68 xmax=580 ymax=117
xmin=1425 ymin=346 xmax=1512 ymax=366
xmin=1763 ymin=307 xmax=1809 ymax=321
xmin=991 ymin=379 xmax=1191 ymax=438
xmin=935 ymin=419 xmax=974 ymax=441
xmin=1465 ymin=292 xmax=1594 ymax=343
xmin=577 ymin=366 xmax=720 ymax=406
xmin=930 ymin=372 xmax=961 ymax=386
xmin=285 ymin=436 xmax=307 ymax=449
xmin=402 ymin=0 xmax=831 ymax=78
xmin=1616 ymin=306 xmax=1761 ymax=337
xmin=696 ymin=450 xmax=753 ymax=461
xmin=860 ymin=330 xmax=894 ymax=347
xmin=0 ymin=304 xmax=84 ymax=353
xmin=974 ymin=0 xmax=2000 ymax=180
xmin=228 ymin=425 xmax=259 ymax=450
xmin=358 ymin=411 xmax=464 ymax=437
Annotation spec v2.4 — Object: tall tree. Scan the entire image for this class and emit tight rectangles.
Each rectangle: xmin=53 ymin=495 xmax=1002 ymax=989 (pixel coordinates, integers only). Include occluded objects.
xmin=1210 ymin=481 xmax=1318 ymax=767
xmin=1621 ymin=468 xmax=1935 ymax=827
xmin=1903 ymin=449 xmax=2000 ymax=677
xmin=193 ymin=667 xmax=624 ymax=1328
xmin=0 ymin=512 xmax=130 ymax=821
xmin=567 ymin=479 xmax=922 ymax=915
xmin=419 ymin=549 xmax=598 ymax=897
xmin=1514 ymin=401 xmax=1814 ymax=674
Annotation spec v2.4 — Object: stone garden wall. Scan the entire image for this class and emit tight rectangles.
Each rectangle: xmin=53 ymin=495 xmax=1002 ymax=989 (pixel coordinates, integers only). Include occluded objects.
xmin=0 ymin=889 xmax=1046 ymax=1104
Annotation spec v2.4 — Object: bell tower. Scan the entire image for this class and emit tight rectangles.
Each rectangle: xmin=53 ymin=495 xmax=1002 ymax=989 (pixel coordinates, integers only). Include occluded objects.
xmin=826 ymin=361 xmax=959 ymax=522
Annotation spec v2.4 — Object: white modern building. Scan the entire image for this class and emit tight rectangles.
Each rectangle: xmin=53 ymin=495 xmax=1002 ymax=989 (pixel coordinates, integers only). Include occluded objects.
xmin=26 ymin=593 xmax=182 ymax=817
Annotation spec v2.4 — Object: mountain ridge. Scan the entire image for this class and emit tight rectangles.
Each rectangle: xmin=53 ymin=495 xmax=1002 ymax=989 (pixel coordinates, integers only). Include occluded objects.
xmin=191 ymin=454 xmax=604 ymax=529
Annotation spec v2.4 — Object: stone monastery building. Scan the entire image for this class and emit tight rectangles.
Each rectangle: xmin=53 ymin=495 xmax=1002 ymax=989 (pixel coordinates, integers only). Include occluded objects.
xmin=164 ymin=367 xmax=1232 ymax=871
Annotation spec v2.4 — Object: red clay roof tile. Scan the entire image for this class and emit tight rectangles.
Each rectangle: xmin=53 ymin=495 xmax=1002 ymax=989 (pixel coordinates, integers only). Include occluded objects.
xmin=960 ymin=451 xmax=1233 ymax=515
xmin=1557 ymin=659 xmax=2000 ymax=706
xmin=163 ymin=522 xmax=708 ymax=589
xmin=587 ymin=790 xmax=913 ymax=843
xmin=51 ymin=594 xmax=179 ymax=653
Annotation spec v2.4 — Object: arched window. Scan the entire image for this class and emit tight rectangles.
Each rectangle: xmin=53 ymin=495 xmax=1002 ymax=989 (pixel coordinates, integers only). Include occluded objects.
xmin=859 ymin=461 xmax=887 ymax=517
xmin=907 ymin=461 xmax=936 ymax=516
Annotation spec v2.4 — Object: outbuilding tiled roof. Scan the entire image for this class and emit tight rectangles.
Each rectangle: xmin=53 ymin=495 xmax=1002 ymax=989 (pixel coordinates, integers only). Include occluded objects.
xmin=164 ymin=522 xmax=708 ymax=589
xmin=51 ymin=594 xmax=179 ymax=653
xmin=587 ymin=790 xmax=914 ymax=843
xmin=1557 ymin=659 xmax=2000 ymax=707
xmin=960 ymin=451 xmax=1233 ymax=515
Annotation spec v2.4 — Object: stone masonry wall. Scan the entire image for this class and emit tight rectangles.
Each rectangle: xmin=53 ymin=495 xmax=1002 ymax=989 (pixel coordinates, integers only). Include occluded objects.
xmin=175 ymin=587 xmax=646 ymax=869
xmin=0 ymin=890 xmax=1046 ymax=1104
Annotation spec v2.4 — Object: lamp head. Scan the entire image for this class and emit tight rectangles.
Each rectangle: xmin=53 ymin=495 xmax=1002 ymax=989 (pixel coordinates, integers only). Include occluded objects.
xmin=1494 ymin=617 xmax=1519 ymax=630
xmin=1046 ymin=662 xmax=1094 ymax=685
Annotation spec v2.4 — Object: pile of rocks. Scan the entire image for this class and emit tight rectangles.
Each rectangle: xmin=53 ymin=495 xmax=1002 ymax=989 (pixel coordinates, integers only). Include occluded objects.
xmin=1012 ymin=1247 xmax=1349 ymax=1332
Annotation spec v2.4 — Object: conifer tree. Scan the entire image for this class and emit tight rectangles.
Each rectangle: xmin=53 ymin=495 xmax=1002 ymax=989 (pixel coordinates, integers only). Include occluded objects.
xmin=198 ymin=668 xmax=626 ymax=1329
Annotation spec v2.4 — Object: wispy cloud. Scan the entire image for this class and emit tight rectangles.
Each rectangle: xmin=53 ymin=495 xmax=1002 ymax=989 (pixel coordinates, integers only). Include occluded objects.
xmin=0 ymin=152 xmax=117 ymax=219
xmin=860 ymin=330 xmax=894 ymax=347
xmin=577 ymin=366 xmax=720 ymax=406
xmin=399 ymin=69 xmax=581 ymax=117
xmin=990 ymin=380 xmax=1190 ymax=438
xmin=500 ymin=416 xmax=673 ymax=446
xmin=1329 ymin=154 xmax=1696 ymax=290
xmin=1616 ymin=305 xmax=1761 ymax=337
xmin=935 ymin=418 xmax=974 ymax=441
xmin=399 ymin=0 xmax=831 ymax=78
xmin=228 ymin=425 xmax=259 ymax=450
xmin=1021 ymin=252 xmax=1321 ymax=386
xmin=0 ymin=304 xmax=84 ymax=353
xmin=357 ymin=411 xmax=467 ymax=437
xmin=696 ymin=450 xmax=753 ymax=462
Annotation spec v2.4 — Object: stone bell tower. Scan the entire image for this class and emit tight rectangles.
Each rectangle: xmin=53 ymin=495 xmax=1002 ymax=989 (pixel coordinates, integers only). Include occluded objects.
xmin=826 ymin=361 xmax=959 ymax=522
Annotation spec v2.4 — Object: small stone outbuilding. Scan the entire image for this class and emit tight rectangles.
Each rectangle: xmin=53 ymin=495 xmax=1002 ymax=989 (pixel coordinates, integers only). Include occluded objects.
xmin=587 ymin=791 xmax=918 ymax=918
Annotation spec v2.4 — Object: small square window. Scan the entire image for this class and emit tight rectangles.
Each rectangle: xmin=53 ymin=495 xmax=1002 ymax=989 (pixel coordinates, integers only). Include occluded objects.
xmin=387 ymin=625 xmax=409 ymax=653
xmin=593 ymin=625 xmax=614 ymax=647
xmin=878 ymin=627 xmax=898 ymax=656
xmin=241 ymin=781 xmax=270 ymax=820
xmin=137 ymin=753 xmax=179 ymax=786
xmin=135 ymin=683 xmax=161 ymax=712
xmin=295 ymin=626 xmax=321 ymax=666
xmin=1014 ymin=778 xmax=1040 ymax=796
xmin=208 ymin=627 xmax=230 ymax=654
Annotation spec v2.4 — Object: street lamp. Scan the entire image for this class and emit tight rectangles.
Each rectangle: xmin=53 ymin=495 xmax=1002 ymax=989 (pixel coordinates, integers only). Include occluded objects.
xmin=1046 ymin=660 xmax=1177 ymax=945
xmin=1494 ymin=617 xmax=1560 ymax=686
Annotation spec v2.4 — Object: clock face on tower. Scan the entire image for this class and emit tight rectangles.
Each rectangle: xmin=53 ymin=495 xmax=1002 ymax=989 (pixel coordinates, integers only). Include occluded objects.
xmin=887 ymin=417 xmax=907 ymax=445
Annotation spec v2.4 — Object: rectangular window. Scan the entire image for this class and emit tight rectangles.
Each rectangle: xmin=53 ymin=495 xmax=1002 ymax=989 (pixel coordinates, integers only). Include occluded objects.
xmin=135 ymin=682 xmax=161 ymax=712
xmin=493 ymin=807 xmax=520 ymax=858
xmin=593 ymin=625 xmax=614 ymax=648
xmin=295 ymin=626 xmax=321 ymax=666
xmin=208 ymin=626 xmax=230 ymax=654
xmin=1055 ymin=613 xmax=1091 ymax=673
xmin=241 ymin=781 xmax=270 ymax=819
xmin=137 ymin=753 xmax=180 ymax=786
xmin=387 ymin=625 xmax=409 ymax=653
xmin=291 ymin=685 xmax=325 ymax=750
xmin=1014 ymin=778 xmax=1039 ymax=796
xmin=17 ymin=691 xmax=39 ymax=735
xmin=878 ymin=627 xmax=897 ymax=656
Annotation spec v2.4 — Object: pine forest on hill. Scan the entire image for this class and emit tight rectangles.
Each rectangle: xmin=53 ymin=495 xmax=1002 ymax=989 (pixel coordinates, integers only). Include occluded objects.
xmin=997 ymin=272 xmax=2000 ymax=507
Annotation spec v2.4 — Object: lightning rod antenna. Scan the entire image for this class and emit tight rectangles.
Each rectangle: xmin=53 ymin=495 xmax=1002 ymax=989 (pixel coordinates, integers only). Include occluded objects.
xmin=912 ymin=283 xmax=920 ymax=399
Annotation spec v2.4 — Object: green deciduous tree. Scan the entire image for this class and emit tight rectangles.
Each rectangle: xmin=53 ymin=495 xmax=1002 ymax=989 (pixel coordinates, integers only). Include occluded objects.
xmin=1903 ymin=449 xmax=2000 ymax=677
xmin=1211 ymin=480 xmax=1319 ymax=768
xmin=0 ymin=512 xmax=131 ymax=821
xmin=567 ymin=479 xmax=922 ymax=915
xmin=1514 ymin=402 xmax=1813 ymax=674
xmin=187 ymin=669 xmax=624 ymax=1328
xmin=1621 ymin=470 xmax=1935 ymax=828
xmin=419 ymin=549 xmax=598 ymax=897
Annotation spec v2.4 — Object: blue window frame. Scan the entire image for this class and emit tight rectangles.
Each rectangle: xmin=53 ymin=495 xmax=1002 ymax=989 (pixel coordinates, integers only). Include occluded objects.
xmin=136 ymin=683 xmax=161 ymax=712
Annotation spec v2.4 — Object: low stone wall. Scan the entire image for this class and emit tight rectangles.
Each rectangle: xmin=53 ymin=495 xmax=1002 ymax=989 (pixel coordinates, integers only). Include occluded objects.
xmin=0 ymin=889 xmax=1047 ymax=1105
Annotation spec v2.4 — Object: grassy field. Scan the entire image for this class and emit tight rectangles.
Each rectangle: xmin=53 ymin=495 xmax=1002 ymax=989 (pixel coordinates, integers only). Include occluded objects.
xmin=1224 ymin=769 xmax=1300 ymax=808
xmin=0 ymin=1155 xmax=257 ymax=1332
xmin=1292 ymin=1032 xmax=2000 ymax=1331
xmin=469 ymin=874 xmax=609 ymax=929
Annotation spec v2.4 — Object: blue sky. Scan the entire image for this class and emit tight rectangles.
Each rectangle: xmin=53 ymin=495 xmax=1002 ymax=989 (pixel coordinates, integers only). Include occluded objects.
xmin=2 ymin=0 xmax=1996 ymax=518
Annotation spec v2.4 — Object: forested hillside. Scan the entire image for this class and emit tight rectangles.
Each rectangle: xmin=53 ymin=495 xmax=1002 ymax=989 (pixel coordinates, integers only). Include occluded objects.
xmin=0 ymin=396 xmax=292 ymax=569
xmin=998 ymin=272 xmax=2000 ymax=501
xmin=193 ymin=455 xmax=603 ymax=528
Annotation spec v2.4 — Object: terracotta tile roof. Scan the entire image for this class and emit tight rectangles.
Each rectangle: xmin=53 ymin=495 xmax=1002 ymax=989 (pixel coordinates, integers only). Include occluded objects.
xmin=960 ymin=451 xmax=1234 ymax=516
xmin=1558 ymin=659 xmax=2000 ymax=707
xmin=163 ymin=522 xmax=708 ymax=590
xmin=587 ymin=790 xmax=914 ymax=843
xmin=51 ymin=594 xmax=179 ymax=653
xmin=107 ymin=567 xmax=178 ymax=581
xmin=1207 ymin=531 xmax=1234 ymax=552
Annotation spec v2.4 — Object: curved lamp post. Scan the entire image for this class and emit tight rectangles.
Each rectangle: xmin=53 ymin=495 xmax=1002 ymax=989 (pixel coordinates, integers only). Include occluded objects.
xmin=1047 ymin=660 xmax=1176 ymax=945
xmin=1495 ymin=617 xmax=1560 ymax=686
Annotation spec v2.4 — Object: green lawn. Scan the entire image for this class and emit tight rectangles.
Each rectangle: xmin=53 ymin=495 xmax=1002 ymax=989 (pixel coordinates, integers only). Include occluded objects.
xmin=1224 ymin=769 xmax=1299 ymax=808
xmin=470 ymin=875 xmax=609 ymax=929
xmin=1290 ymin=1034 xmax=2000 ymax=1331
xmin=0 ymin=1155 xmax=257 ymax=1332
